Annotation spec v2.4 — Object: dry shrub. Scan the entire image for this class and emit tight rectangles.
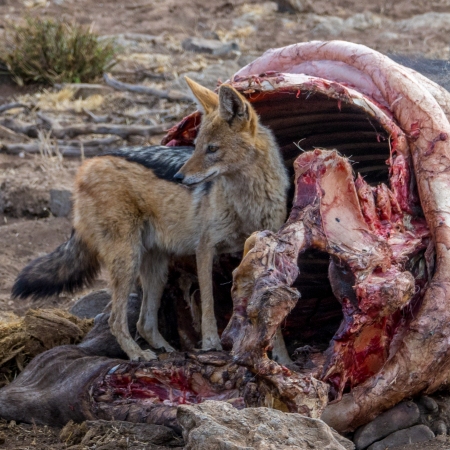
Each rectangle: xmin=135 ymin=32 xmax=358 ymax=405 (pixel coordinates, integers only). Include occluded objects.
xmin=0 ymin=309 xmax=93 ymax=387
xmin=1 ymin=17 xmax=116 ymax=85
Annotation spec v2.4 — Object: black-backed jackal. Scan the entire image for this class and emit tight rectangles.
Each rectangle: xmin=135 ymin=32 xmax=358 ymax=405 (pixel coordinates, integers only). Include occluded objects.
xmin=13 ymin=78 xmax=289 ymax=360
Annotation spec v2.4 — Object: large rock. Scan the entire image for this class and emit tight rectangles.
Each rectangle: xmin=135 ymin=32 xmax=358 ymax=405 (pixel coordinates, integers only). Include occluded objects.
xmin=177 ymin=400 xmax=354 ymax=450
xmin=367 ymin=424 xmax=434 ymax=450
xmin=353 ymin=402 xmax=420 ymax=450
xmin=49 ymin=189 xmax=72 ymax=217
xmin=70 ymin=289 xmax=112 ymax=319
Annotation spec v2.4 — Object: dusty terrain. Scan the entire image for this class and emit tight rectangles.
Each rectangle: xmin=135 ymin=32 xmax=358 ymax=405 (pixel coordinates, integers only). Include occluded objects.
xmin=1 ymin=0 xmax=450 ymax=448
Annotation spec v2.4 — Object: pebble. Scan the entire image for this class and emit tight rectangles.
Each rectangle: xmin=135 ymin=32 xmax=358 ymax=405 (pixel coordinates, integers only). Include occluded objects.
xmin=419 ymin=396 xmax=439 ymax=414
xmin=353 ymin=401 xmax=420 ymax=450
xmin=367 ymin=424 xmax=434 ymax=450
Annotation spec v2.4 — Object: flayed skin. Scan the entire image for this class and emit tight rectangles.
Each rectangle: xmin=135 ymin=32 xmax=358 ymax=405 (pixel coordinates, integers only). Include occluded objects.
xmin=12 ymin=78 xmax=289 ymax=361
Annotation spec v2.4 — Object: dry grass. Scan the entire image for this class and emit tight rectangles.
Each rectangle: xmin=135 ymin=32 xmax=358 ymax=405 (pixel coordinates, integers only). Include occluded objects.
xmin=1 ymin=17 xmax=117 ymax=85
xmin=33 ymin=87 xmax=105 ymax=112
xmin=0 ymin=309 xmax=93 ymax=388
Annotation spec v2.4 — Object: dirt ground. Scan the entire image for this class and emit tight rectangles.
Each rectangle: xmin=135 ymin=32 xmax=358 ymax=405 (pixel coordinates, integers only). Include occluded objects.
xmin=1 ymin=0 xmax=450 ymax=449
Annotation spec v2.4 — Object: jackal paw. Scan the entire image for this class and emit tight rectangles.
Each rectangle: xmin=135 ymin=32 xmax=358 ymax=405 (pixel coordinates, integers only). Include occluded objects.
xmin=129 ymin=349 xmax=158 ymax=361
xmin=202 ymin=334 xmax=222 ymax=351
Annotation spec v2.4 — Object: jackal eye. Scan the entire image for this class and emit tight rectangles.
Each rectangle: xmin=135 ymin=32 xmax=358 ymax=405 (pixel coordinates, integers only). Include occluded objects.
xmin=206 ymin=144 xmax=219 ymax=153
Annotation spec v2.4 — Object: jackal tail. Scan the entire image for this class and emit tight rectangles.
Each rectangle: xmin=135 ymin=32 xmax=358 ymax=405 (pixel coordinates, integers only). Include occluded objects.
xmin=12 ymin=230 xmax=100 ymax=299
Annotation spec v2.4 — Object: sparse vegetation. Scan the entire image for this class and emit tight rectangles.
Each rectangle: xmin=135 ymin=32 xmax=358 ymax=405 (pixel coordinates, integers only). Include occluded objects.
xmin=1 ymin=17 xmax=116 ymax=85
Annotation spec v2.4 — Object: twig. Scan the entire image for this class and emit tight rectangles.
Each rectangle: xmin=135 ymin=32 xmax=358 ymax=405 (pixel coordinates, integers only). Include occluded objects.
xmin=103 ymin=73 xmax=192 ymax=103
xmin=2 ymin=142 xmax=120 ymax=158
xmin=0 ymin=102 xmax=28 ymax=114
xmin=0 ymin=118 xmax=39 ymax=137
xmin=57 ymin=136 xmax=121 ymax=147
xmin=36 ymin=112 xmax=58 ymax=128
xmin=82 ymin=108 xmax=109 ymax=123
xmin=49 ymin=123 xmax=166 ymax=139
xmin=0 ymin=117 xmax=166 ymax=139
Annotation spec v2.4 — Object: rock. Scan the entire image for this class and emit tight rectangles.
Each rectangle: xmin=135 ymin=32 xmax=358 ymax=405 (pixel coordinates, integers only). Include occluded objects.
xmin=418 ymin=396 xmax=439 ymax=414
xmin=353 ymin=401 xmax=420 ymax=450
xmin=343 ymin=13 xmax=387 ymax=31
xmin=310 ymin=12 xmax=389 ymax=38
xmin=49 ymin=189 xmax=72 ymax=217
xmin=57 ymin=83 xmax=113 ymax=99
xmin=367 ymin=424 xmax=434 ymax=450
xmin=432 ymin=419 xmax=447 ymax=436
xmin=398 ymin=12 xmax=450 ymax=33
xmin=237 ymin=53 xmax=261 ymax=68
xmin=70 ymin=289 xmax=111 ymax=319
xmin=201 ymin=30 xmax=220 ymax=40
xmin=182 ymin=37 xmax=239 ymax=56
xmin=170 ymin=61 xmax=240 ymax=92
xmin=177 ymin=400 xmax=354 ymax=450
xmin=275 ymin=0 xmax=311 ymax=13
xmin=389 ymin=55 xmax=450 ymax=92
xmin=0 ymin=432 xmax=5 ymax=445
xmin=310 ymin=15 xmax=345 ymax=37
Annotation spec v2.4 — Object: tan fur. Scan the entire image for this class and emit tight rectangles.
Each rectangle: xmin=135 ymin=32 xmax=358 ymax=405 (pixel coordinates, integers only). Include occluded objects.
xmin=70 ymin=79 xmax=289 ymax=360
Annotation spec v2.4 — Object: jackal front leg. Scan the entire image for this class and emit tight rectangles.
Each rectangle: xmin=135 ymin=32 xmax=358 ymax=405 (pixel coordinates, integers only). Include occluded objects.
xmin=196 ymin=239 xmax=222 ymax=350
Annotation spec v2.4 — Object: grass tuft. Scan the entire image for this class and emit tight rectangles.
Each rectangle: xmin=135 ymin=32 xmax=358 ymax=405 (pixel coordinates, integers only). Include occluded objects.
xmin=1 ymin=17 xmax=117 ymax=85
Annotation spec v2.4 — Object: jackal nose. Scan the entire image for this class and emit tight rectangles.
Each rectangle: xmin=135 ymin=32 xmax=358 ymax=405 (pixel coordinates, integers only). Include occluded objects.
xmin=173 ymin=172 xmax=185 ymax=182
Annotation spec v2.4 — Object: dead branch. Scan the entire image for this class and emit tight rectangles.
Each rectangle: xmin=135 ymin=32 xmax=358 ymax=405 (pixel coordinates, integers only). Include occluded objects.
xmin=0 ymin=102 xmax=28 ymax=114
xmin=103 ymin=73 xmax=192 ymax=103
xmin=2 ymin=137 xmax=121 ymax=157
xmin=50 ymin=123 xmax=166 ymax=139
xmin=0 ymin=118 xmax=38 ymax=137
xmin=58 ymin=136 xmax=121 ymax=147
xmin=0 ymin=117 xmax=166 ymax=139
xmin=82 ymin=108 xmax=110 ymax=123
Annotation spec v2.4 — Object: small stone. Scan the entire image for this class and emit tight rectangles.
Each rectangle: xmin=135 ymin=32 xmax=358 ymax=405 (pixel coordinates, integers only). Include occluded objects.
xmin=202 ymin=30 xmax=220 ymax=40
xmin=419 ymin=395 xmax=439 ymax=413
xmin=432 ymin=419 xmax=447 ymax=436
xmin=49 ymin=189 xmax=72 ymax=217
xmin=275 ymin=0 xmax=310 ymax=13
xmin=70 ymin=290 xmax=111 ymax=319
xmin=182 ymin=37 xmax=239 ymax=56
xmin=0 ymin=432 xmax=5 ymax=445
xmin=353 ymin=401 xmax=420 ymax=450
xmin=65 ymin=83 xmax=113 ymax=99
xmin=367 ymin=424 xmax=435 ymax=450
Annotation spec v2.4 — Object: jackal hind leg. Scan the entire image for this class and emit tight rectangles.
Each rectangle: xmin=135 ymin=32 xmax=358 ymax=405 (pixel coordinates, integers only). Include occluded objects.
xmin=137 ymin=251 xmax=174 ymax=352
xmin=107 ymin=240 xmax=157 ymax=361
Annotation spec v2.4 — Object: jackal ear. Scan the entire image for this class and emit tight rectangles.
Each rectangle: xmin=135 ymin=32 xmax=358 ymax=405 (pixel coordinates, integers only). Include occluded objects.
xmin=218 ymin=85 xmax=248 ymax=122
xmin=185 ymin=76 xmax=219 ymax=115
xmin=219 ymin=85 xmax=256 ymax=133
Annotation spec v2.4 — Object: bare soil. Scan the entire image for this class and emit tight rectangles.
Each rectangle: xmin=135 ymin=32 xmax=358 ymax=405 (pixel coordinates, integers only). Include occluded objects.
xmin=1 ymin=0 xmax=450 ymax=448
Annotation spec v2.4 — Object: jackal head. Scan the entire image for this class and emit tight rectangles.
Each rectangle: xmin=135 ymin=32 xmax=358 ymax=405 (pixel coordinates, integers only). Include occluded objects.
xmin=174 ymin=77 xmax=263 ymax=186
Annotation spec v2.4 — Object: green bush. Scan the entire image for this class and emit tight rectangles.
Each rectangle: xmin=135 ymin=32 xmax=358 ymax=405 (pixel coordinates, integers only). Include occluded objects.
xmin=1 ymin=18 xmax=116 ymax=85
